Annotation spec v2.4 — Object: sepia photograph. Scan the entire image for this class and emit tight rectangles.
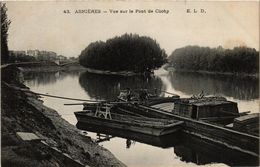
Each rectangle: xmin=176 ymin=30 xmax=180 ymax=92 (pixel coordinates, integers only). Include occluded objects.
xmin=1 ymin=1 xmax=259 ymax=167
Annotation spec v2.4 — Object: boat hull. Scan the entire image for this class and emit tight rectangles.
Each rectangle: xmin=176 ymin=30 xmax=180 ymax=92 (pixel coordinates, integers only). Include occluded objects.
xmin=76 ymin=122 xmax=183 ymax=148
xmin=74 ymin=112 xmax=183 ymax=136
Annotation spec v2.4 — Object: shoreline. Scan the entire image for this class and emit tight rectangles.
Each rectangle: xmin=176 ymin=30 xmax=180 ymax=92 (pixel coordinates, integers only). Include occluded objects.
xmin=165 ymin=67 xmax=259 ymax=79
xmin=84 ymin=68 xmax=139 ymax=76
xmin=1 ymin=65 xmax=126 ymax=167
xmin=8 ymin=62 xmax=154 ymax=77
xmin=18 ymin=61 xmax=86 ymax=72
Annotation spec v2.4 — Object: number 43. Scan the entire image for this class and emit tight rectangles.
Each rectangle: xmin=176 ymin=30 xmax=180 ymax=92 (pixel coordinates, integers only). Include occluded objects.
xmin=63 ymin=10 xmax=70 ymax=14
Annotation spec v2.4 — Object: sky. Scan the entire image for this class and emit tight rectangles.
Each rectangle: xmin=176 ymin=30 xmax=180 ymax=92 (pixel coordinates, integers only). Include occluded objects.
xmin=5 ymin=1 xmax=259 ymax=58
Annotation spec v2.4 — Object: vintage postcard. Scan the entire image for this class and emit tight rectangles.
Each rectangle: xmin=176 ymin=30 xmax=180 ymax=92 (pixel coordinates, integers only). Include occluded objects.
xmin=1 ymin=1 xmax=259 ymax=167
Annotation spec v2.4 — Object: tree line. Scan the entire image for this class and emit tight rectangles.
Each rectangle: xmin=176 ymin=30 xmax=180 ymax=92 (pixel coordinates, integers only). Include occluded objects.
xmin=79 ymin=33 xmax=167 ymax=73
xmin=1 ymin=3 xmax=11 ymax=64
xmin=168 ymin=45 xmax=259 ymax=74
xmin=2 ymin=3 xmax=259 ymax=75
xmin=9 ymin=53 xmax=36 ymax=63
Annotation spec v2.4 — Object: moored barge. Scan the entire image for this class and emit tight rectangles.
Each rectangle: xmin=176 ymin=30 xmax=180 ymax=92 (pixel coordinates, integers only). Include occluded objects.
xmin=75 ymin=103 xmax=184 ymax=136
xmin=116 ymin=96 xmax=259 ymax=156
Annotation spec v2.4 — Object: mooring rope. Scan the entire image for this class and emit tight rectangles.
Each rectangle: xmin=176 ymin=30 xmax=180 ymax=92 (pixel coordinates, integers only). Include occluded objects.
xmin=28 ymin=92 xmax=105 ymax=102
xmin=160 ymin=90 xmax=178 ymax=96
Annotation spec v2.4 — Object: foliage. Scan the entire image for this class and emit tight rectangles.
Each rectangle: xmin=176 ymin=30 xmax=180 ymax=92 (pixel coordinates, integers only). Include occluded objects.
xmin=79 ymin=33 xmax=167 ymax=72
xmin=168 ymin=45 xmax=259 ymax=74
xmin=168 ymin=71 xmax=259 ymax=100
xmin=1 ymin=3 xmax=11 ymax=64
xmin=9 ymin=53 xmax=36 ymax=63
xmin=79 ymin=72 xmax=165 ymax=100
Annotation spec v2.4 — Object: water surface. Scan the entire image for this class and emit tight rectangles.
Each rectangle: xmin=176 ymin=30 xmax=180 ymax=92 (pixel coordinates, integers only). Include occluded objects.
xmin=24 ymin=69 xmax=259 ymax=167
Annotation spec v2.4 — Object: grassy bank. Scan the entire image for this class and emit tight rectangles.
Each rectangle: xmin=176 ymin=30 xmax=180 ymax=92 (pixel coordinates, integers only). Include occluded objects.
xmin=1 ymin=66 xmax=125 ymax=167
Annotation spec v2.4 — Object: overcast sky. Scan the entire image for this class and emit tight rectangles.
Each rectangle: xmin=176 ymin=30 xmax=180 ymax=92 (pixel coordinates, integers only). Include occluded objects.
xmin=6 ymin=1 xmax=259 ymax=57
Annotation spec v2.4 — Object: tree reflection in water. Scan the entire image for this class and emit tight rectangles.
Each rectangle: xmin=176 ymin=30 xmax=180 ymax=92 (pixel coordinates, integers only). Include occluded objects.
xmin=23 ymin=70 xmax=259 ymax=166
xmin=24 ymin=71 xmax=83 ymax=86
xmin=78 ymin=72 xmax=166 ymax=100
xmin=174 ymin=134 xmax=259 ymax=166
xmin=168 ymin=72 xmax=259 ymax=100
xmin=77 ymin=122 xmax=259 ymax=167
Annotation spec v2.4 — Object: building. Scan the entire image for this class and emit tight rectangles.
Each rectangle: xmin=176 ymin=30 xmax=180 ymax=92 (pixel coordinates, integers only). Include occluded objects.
xmin=26 ymin=50 xmax=58 ymax=61
xmin=9 ymin=50 xmax=26 ymax=56
xmin=38 ymin=51 xmax=57 ymax=61
xmin=26 ymin=50 xmax=39 ymax=57
xmin=57 ymin=55 xmax=67 ymax=61
xmin=10 ymin=49 xmax=66 ymax=62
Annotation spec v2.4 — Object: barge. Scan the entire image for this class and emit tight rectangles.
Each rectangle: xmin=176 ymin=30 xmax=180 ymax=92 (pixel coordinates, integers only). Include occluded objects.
xmin=75 ymin=103 xmax=183 ymax=136
xmin=76 ymin=122 xmax=183 ymax=148
xmin=76 ymin=93 xmax=259 ymax=156
xmin=116 ymin=96 xmax=259 ymax=156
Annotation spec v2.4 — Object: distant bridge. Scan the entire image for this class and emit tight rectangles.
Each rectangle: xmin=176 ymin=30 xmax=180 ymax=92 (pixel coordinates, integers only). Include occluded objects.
xmin=59 ymin=61 xmax=78 ymax=67
xmin=1 ymin=62 xmax=46 ymax=69
xmin=1 ymin=61 xmax=79 ymax=69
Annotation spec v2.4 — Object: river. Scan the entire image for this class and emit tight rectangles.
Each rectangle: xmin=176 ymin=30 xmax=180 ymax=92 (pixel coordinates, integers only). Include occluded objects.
xmin=24 ymin=68 xmax=259 ymax=167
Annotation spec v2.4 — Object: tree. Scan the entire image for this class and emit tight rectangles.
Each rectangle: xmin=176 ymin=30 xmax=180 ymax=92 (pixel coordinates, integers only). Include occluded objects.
xmin=79 ymin=33 xmax=167 ymax=72
xmin=1 ymin=3 xmax=11 ymax=64
xmin=168 ymin=45 xmax=259 ymax=74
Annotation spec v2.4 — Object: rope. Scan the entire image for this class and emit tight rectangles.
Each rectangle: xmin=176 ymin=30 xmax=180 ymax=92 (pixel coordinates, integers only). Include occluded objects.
xmin=29 ymin=92 xmax=104 ymax=102
xmin=63 ymin=101 xmax=139 ymax=106
xmin=161 ymin=90 xmax=178 ymax=96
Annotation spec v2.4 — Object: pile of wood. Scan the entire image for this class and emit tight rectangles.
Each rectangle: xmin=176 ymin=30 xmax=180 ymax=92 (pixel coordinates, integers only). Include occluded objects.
xmin=187 ymin=96 xmax=227 ymax=104
xmin=233 ymin=113 xmax=259 ymax=136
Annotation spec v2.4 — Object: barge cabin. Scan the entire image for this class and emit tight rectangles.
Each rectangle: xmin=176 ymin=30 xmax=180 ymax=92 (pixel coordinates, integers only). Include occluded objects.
xmin=172 ymin=96 xmax=239 ymax=125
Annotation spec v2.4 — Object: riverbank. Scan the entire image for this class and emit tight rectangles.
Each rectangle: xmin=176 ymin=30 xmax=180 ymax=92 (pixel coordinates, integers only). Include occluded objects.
xmin=1 ymin=66 xmax=126 ymax=167
xmin=85 ymin=68 xmax=138 ymax=76
xmin=16 ymin=61 xmax=86 ymax=72
xmin=14 ymin=62 xmax=150 ymax=76
xmin=165 ymin=66 xmax=259 ymax=79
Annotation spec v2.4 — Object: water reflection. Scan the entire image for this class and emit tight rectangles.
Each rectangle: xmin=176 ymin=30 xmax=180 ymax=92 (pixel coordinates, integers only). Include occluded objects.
xmin=76 ymin=122 xmax=182 ymax=148
xmin=24 ymin=70 xmax=259 ymax=166
xmin=24 ymin=70 xmax=83 ymax=86
xmin=78 ymin=72 xmax=166 ymax=100
xmin=126 ymin=139 xmax=135 ymax=149
xmin=77 ymin=122 xmax=259 ymax=166
xmin=174 ymin=134 xmax=259 ymax=166
xmin=168 ymin=72 xmax=259 ymax=100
